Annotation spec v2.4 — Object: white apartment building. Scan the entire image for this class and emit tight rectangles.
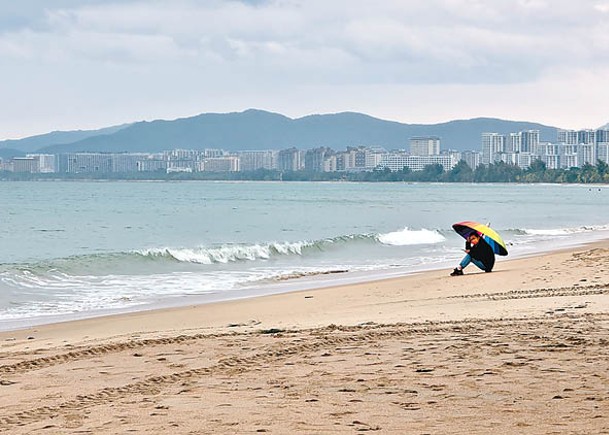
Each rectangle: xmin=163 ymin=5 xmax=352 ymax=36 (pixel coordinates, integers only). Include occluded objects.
xmin=520 ymin=130 xmax=540 ymax=154
xmin=560 ymin=144 xmax=579 ymax=168
xmin=380 ymin=153 xmax=457 ymax=172
xmin=200 ymin=156 xmax=240 ymax=172
xmin=537 ymin=143 xmax=561 ymax=170
xmin=578 ymin=143 xmax=596 ymax=166
xmin=24 ymin=154 xmax=56 ymax=173
xmin=481 ymin=133 xmax=506 ymax=165
xmin=499 ymin=151 xmax=534 ymax=169
xmin=597 ymin=142 xmax=609 ymax=163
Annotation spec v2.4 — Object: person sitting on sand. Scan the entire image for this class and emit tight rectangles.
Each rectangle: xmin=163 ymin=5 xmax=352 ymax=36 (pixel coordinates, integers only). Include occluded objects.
xmin=450 ymin=231 xmax=495 ymax=276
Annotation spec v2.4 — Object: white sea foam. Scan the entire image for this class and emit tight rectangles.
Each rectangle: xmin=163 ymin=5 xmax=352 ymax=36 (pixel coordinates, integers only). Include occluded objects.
xmin=524 ymin=224 xmax=609 ymax=237
xmin=140 ymin=241 xmax=313 ymax=264
xmin=377 ymin=228 xmax=445 ymax=246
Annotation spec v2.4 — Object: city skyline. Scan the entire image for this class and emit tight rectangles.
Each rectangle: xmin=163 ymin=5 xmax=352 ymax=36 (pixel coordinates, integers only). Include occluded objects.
xmin=1 ymin=1 xmax=608 ymax=140
xmin=5 ymin=124 xmax=609 ymax=175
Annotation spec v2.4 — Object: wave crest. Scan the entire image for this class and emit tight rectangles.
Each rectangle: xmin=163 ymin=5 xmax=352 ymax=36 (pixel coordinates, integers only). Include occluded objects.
xmin=377 ymin=228 xmax=445 ymax=246
xmin=139 ymin=241 xmax=315 ymax=265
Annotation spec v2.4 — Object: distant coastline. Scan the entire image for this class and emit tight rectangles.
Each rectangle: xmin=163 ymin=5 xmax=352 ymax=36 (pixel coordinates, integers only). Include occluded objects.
xmin=1 ymin=160 xmax=608 ymax=184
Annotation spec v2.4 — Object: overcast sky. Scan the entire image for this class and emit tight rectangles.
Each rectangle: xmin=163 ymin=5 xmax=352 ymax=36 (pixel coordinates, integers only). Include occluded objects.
xmin=1 ymin=0 xmax=608 ymax=139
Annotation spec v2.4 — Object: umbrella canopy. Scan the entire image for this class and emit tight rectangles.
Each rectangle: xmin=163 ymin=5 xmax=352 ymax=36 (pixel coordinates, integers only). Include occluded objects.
xmin=452 ymin=221 xmax=508 ymax=256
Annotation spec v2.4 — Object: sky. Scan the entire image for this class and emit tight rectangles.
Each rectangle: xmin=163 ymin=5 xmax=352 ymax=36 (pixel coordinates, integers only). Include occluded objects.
xmin=1 ymin=0 xmax=608 ymax=140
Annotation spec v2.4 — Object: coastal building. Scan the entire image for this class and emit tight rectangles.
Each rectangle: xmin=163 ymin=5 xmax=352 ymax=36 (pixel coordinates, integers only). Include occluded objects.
xmin=202 ymin=149 xmax=225 ymax=158
xmin=304 ymin=147 xmax=329 ymax=172
xmin=379 ymin=152 xmax=457 ymax=172
xmin=343 ymin=146 xmax=374 ymax=171
xmin=238 ymin=150 xmax=276 ymax=171
xmin=597 ymin=141 xmax=609 ymax=163
xmin=200 ymin=156 xmax=240 ymax=172
xmin=137 ymin=157 xmax=167 ymax=172
xmin=481 ymin=133 xmax=506 ymax=165
xmin=561 ymin=145 xmax=579 ymax=168
xmin=481 ymin=130 xmax=542 ymax=169
xmin=461 ymin=151 xmax=481 ymax=169
xmin=507 ymin=133 xmax=521 ymax=153
xmin=578 ymin=143 xmax=597 ymax=166
xmin=57 ymin=153 xmax=113 ymax=173
xmin=537 ymin=143 xmax=561 ymax=170
xmin=520 ymin=130 xmax=540 ymax=154
xmin=557 ymin=129 xmax=578 ymax=144
xmin=366 ymin=147 xmax=386 ymax=169
xmin=409 ymin=136 xmax=440 ymax=156
xmin=112 ymin=153 xmax=146 ymax=173
xmin=22 ymin=154 xmax=56 ymax=173
xmin=11 ymin=156 xmax=39 ymax=173
xmin=277 ymin=148 xmax=302 ymax=171
xmin=323 ymin=155 xmax=338 ymax=172
xmin=597 ymin=128 xmax=609 ymax=163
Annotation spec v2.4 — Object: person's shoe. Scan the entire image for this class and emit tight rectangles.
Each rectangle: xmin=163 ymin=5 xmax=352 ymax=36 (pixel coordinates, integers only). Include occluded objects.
xmin=450 ymin=268 xmax=463 ymax=276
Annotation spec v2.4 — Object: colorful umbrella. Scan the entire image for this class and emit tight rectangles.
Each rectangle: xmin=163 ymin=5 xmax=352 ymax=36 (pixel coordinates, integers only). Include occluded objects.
xmin=452 ymin=221 xmax=508 ymax=256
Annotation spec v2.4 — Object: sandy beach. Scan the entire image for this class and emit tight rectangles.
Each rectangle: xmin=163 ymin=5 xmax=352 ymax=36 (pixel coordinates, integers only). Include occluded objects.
xmin=1 ymin=242 xmax=609 ymax=434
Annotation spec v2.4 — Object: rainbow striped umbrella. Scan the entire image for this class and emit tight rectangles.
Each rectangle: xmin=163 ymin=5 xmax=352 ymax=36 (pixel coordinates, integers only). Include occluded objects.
xmin=452 ymin=221 xmax=508 ymax=256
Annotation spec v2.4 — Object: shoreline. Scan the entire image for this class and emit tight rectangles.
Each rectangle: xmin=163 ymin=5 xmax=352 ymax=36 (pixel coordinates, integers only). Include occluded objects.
xmin=1 ymin=238 xmax=608 ymax=344
xmin=1 ymin=240 xmax=608 ymax=433
xmin=1 ymin=231 xmax=607 ymax=335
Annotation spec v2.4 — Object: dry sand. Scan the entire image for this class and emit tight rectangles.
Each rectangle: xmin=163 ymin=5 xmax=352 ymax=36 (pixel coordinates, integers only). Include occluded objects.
xmin=1 ymin=242 xmax=609 ymax=434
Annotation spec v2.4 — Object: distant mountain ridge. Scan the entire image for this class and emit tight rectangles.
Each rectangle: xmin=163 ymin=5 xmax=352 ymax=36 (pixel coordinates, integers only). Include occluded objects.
xmin=0 ymin=124 xmax=131 ymax=159
xmin=1 ymin=109 xmax=565 ymax=155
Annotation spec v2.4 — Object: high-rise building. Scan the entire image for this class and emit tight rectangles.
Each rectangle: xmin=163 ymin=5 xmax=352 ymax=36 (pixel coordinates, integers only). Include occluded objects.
xmin=537 ymin=143 xmax=561 ymax=170
xmin=596 ymin=128 xmax=609 ymax=164
xmin=561 ymin=145 xmax=579 ymax=168
xmin=409 ymin=136 xmax=440 ymax=156
xmin=481 ymin=133 xmax=505 ymax=165
xmin=520 ymin=130 xmax=540 ymax=154
xmin=277 ymin=148 xmax=302 ymax=171
xmin=304 ymin=147 xmax=329 ymax=172
xmin=507 ymin=133 xmax=521 ymax=153
xmin=558 ymin=129 xmax=596 ymax=145
xmin=578 ymin=144 xmax=596 ymax=166
xmin=558 ymin=129 xmax=578 ymax=144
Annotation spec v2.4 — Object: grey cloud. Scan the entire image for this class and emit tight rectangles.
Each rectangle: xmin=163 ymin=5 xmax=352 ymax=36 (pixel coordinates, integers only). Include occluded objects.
xmin=1 ymin=0 xmax=609 ymax=139
xmin=0 ymin=0 xmax=595 ymax=86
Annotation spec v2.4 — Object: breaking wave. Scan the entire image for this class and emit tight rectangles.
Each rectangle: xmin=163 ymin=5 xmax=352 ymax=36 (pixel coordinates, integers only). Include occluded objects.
xmin=377 ymin=228 xmax=445 ymax=246
xmin=139 ymin=241 xmax=316 ymax=264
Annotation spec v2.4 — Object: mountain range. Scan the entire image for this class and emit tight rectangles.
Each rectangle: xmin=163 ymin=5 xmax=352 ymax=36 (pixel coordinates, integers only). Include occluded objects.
xmin=0 ymin=109 xmax=572 ymax=158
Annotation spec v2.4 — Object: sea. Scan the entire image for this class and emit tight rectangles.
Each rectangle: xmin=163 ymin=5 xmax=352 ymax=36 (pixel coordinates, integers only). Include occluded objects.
xmin=1 ymin=181 xmax=608 ymax=331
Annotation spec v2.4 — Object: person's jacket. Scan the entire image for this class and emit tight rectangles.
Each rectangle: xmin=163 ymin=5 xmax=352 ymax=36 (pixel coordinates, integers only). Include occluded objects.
xmin=466 ymin=237 xmax=495 ymax=271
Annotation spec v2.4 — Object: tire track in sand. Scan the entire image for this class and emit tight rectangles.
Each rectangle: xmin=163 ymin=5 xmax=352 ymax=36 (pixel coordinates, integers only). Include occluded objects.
xmin=447 ymin=283 xmax=609 ymax=301
xmin=1 ymin=313 xmax=609 ymax=430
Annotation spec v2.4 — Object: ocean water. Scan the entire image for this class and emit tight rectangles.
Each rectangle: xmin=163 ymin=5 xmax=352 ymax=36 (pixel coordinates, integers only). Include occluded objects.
xmin=1 ymin=181 xmax=608 ymax=330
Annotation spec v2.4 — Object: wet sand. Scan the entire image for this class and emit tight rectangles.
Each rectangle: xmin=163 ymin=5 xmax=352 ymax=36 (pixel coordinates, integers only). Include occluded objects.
xmin=1 ymin=242 xmax=608 ymax=433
